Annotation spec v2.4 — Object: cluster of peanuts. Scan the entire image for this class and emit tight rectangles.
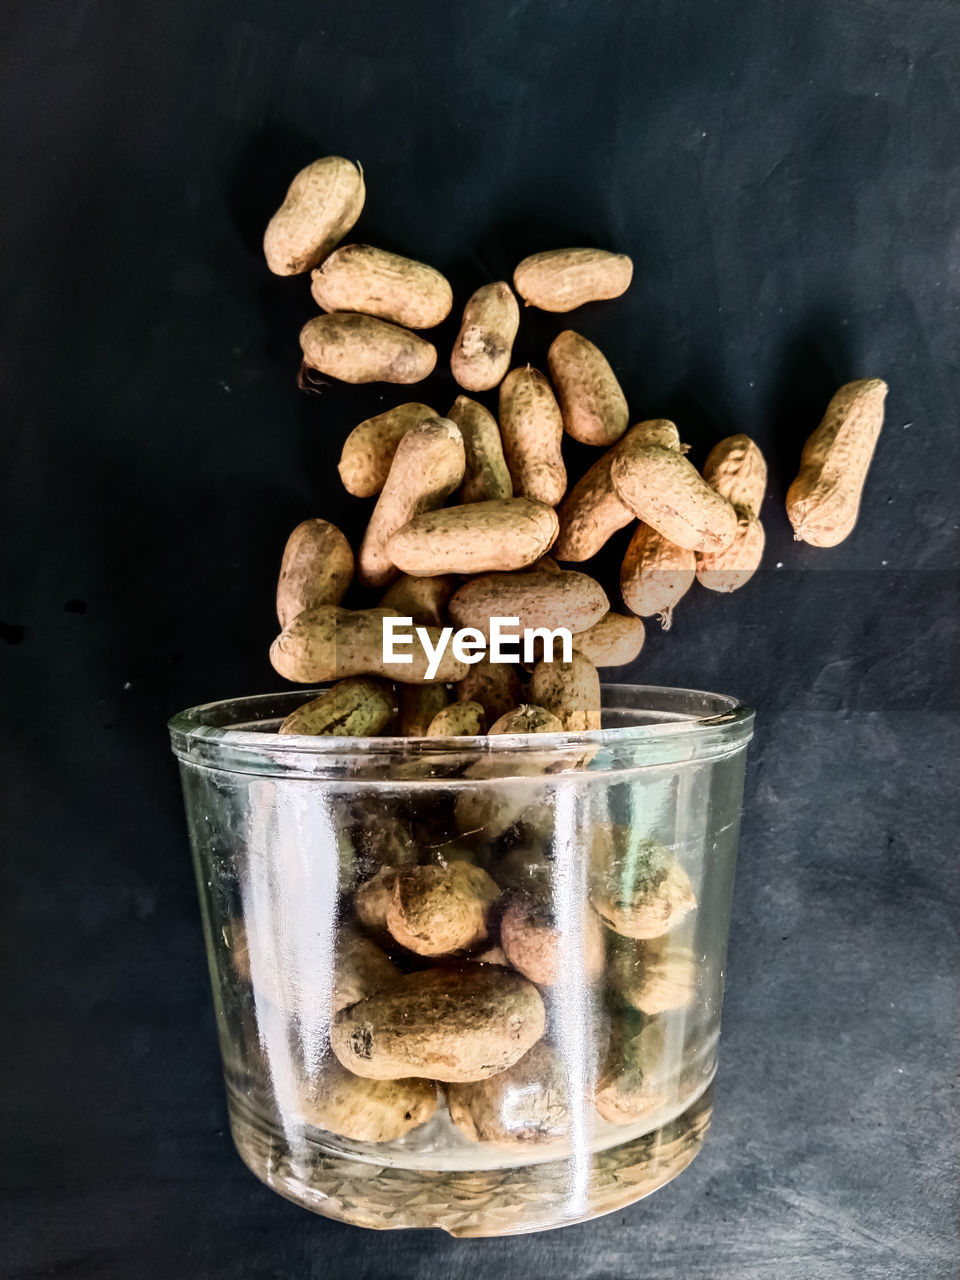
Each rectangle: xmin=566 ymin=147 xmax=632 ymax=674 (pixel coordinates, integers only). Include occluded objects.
xmin=232 ymin=811 xmax=700 ymax=1147
xmin=265 ymin=155 xmax=889 ymax=739
xmin=250 ymin=155 xmax=888 ymax=1148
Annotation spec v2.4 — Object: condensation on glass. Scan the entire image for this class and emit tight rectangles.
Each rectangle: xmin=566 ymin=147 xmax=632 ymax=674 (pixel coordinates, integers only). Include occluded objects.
xmin=169 ymin=685 xmax=753 ymax=1235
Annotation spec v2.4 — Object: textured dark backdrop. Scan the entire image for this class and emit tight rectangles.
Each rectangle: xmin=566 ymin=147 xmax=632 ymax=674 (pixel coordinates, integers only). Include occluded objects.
xmin=2 ymin=1 xmax=958 ymax=1277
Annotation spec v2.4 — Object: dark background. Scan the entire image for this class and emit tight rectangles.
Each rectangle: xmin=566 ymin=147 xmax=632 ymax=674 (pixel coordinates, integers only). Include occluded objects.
xmin=2 ymin=0 xmax=958 ymax=1276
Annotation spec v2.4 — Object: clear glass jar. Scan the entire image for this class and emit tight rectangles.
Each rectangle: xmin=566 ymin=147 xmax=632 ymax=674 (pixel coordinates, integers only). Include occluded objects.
xmin=168 ymin=684 xmax=753 ymax=1236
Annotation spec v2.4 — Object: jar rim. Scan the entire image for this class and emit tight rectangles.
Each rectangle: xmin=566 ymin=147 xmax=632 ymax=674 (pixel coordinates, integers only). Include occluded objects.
xmin=168 ymin=684 xmax=754 ymax=777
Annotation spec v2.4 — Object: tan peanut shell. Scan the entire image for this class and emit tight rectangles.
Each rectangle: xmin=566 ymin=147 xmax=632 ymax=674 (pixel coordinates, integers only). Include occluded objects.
xmin=385 ymin=499 xmax=559 ymax=577
xmin=513 ymin=248 xmax=633 ymax=312
xmin=358 ymin=418 xmax=465 ymax=588
xmin=380 ymin=573 xmax=455 ymax=627
xmin=499 ymin=897 xmax=605 ymax=986
xmin=332 ymin=925 xmax=402 ymax=1013
xmin=595 ymin=1021 xmax=669 ymax=1126
xmin=300 ymin=313 xmax=437 ymax=385
xmin=696 ymin=510 xmax=765 ymax=593
xmin=270 ymin=605 xmax=469 ymax=684
xmin=355 ymin=867 xmax=398 ymax=934
xmin=449 ymin=569 xmax=608 ymax=637
xmin=450 ymin=282 xmax=520 ymax=391
xmin=621 ymin=524 xmax=696 ymax=630
xmin=263 ymin=156 xmax=365 ymax=276
xmin=456 ymin=657 xmax=524 ymax=724
xmin=499 ymin=367 xmax=567 ymax=506
xmin=447 ymin=396 xmax=513 ymax=503
xmin=397 ymin=683 xmax=449 ymax=737
xmin=446 ymin=1040 xmax=569 ymax=1147
xmin=590 ymin=830 xmax=696 ymax=939
xmin=528 ymin=653 xmax=602 ymax=732
xmin=278 ymin=677 xmax=394 ymax=736
xmin=573 ymin=611 xmax=646 ymax=667
xmin=385 ymin=862 xmax=501 ymax=956
xmin=310 ymin=244 xmax=452 ymax=328
xmin=701 ymin=434 xmax=768 ymax=515
xmin=330 ymin=966 xmax=546 ymax=1082
xmin=338 ymin=403 xmax=434 ymax=497
xmin=786 ymin=378 xmax=887 ymax=546
xmin=608 ymin=934 xmax=698 ymax=1015
xmin=426 ymin=701 xmax=487 ymax=738
xmin=547 ymin=330 xmax=629 ymax=446
xmin=231 ymin=919 xmax=397 ymax=1022
xmin=488 ymin=705 xmax=564 ymax=734
xmin=299 ymin=1058 xmax=436 ymax=1143
xmin=611 ymin=444 xmax=738 ymax=552
xmin=553 ymin=420 xmax=681 ymax=562
xmin=276 ymin=518 xmax=353 ymax=627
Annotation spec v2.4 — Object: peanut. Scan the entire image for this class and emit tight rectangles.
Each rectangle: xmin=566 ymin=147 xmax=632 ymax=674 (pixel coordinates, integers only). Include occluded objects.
xmin=620 ymin=523 xmax=696 ymax=630
xmin=447 ymin=395 xmax=513 ymax=502
xmin=426 ymin=701 xmax=487 ymax=738
xmin=608 ymin=934 xmax=698 ymax=1015
xmin=330 ymin=966 xmax=546 ymax=1082
xmin=499 ymin=896 xmax=605 ymax=986
xmin=547 ymin=330 xmax=628 ymax=446
xmin=397 ymin=683 xmax=449 ymax=737
xmin=528 ymin=653 xmax=602 ymax=731
xmin=449 ymin=569 xmax=608 ymax=637
xmin=278 ymin=677 xmax=394 ymax=736
xmin=276 ymin=518 xmax=353 ymax=627
xmin=380 ymin=573 xmax=454 ymax=626
xmin=355 ymin=867 xmax=399 ymax=935
xmin=455 ymin=657 xmax=523 ymax=723
xmin=270 ymin=605 xmax=468 ymax=684
xmin=263 ymin=156 xmax=365 ymax=276
xmin=300 ymin=313 xmax=437 ymax=385
xmin=786 ymin=377 xmax=887 ymax=546
xmin=499 ymin=367 xmax=566 ymax=506
xmin=447 ymin=1040 xmax=569 ymax=1146
xmin=488 ymin=705 xmax=563 ymax=734
xmin=590 ymin=829 xmax=696 ymax=939
xmin=358 ymin=418 xmax=465 ymax=588
xmin=299 ymin=1058 xmax=436 ymax=1143
xmin=338 ymin=402 xmax=434 ymax=497
xmin=513 ymin=248 xmax=633 ymax=312
xmin=230 ymin=919 xmax=397 ymax=1021
xmin=385 ymin=862 xmax=501 ymax=956
xmin=450 ymin=282 xmax=520 ymax=391
xmin=572 ymin=612 xmax=645 ymax=667
xmin=385 ymin=498 xmax=558 ymax=577
xmin=332 ymin=925 xmax=401 ymax=1013
xmin=595 ymin=1019 xmax=669 ymax=1126
xmin=553 ymin=420 xmax=681 ymax=562
xmin=696 ymin=510 xmax=765 ymax=593
xmin=611 ymin=444 xmax=738 ymax=552
xmin=310 ymin=244 xmax=452 ymax=329
xmin=701 ymin=434 xmax=768 ymax=515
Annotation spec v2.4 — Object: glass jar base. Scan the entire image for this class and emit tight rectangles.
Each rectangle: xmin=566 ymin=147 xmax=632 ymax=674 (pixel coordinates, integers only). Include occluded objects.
xmin=228 ymin=1083 xmax=714 ymax=1236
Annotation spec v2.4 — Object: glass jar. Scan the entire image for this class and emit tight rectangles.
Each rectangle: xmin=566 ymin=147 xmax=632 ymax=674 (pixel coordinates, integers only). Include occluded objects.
xmin=168 ymin=683 xmax=753 ymax=1236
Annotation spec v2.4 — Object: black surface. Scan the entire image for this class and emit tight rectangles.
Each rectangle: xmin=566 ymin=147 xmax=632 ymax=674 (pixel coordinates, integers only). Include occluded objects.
xmin=2 ymin=1 xmax=958 ymax=1277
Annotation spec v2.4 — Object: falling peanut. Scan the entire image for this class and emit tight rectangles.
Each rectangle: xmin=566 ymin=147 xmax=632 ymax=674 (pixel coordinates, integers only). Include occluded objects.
xmin=358 ymin=418 xmax=465 ymax=588
xmin=263 ymin=156 xmax=365 ymax=276
xmin=514 ymin=248 xmax=633 ymax=312
xmin=499 ymin=366 xmax=567 ymax=506
xmin=450 ymin=282 xmax=520 ymax=391
xmin=786 ymin=378 xmax=887 ymax=546
xmin=620 ymin=523 xmax=696 ymax=630
xmin=310 ymin=244 xmax=452 ymax=328
xmin=547 ymin=330 xmax=629 ymax=446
